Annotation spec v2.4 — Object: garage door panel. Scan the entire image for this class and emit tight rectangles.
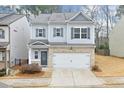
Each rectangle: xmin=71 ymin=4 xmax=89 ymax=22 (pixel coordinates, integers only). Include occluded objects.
xmin=53 ymin=53 xmax=90 ymax=69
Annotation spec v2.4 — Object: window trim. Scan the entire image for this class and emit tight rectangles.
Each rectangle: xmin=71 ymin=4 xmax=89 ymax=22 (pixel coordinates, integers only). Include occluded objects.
xmin=0 ymin=29 xmax=5 ymax=39
xmin=34 ymin=51 xmax=38 ymax=59
xmin=71 ymin=27 xmax=90 ymax=39
xmin=36 ymin=28 xmax=46 ymax=37
xmin=53 ymin=27 xmax=63 ymax=37
xmin=73 ymin=28 xmax=80 ymax=39
xmin=0 ymin=51 xmax=5 ymax=61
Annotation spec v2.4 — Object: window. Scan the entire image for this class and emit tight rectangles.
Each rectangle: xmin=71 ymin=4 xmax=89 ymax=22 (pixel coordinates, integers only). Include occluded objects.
xmin=36 ymin=28 xmax=45 ymax=37
xmin=34 ymin=51 xmax=38 ymax=59
xmin=0 ymin=51 xmax=5 ymax=61
xmin=71 ymin=27 xmax=90 ymax=39
xmin=81 ymin=28 xmax=88 ymax=39
xmin=0 ymin=29 xmax=5 ymax=39
xmin=53 ymin=28 xmax=63 ymax=37
xmin=73 ymin=28 xmax=80 ymax=38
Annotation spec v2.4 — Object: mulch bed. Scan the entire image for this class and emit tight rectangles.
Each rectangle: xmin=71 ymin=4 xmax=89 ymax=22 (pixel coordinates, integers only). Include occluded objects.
xmin=15 ymin=71 xmax=52 ymax=78
xmin=0 ymin=65 xmax=52 ymax=79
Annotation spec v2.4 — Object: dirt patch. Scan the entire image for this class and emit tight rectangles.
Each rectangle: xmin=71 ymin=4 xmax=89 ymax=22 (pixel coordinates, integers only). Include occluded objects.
xmin=94 ymin=54 xmax=124 ymax=77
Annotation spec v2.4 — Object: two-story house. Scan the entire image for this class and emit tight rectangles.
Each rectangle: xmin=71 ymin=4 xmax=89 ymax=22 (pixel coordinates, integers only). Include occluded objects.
xmin=0 ymin=13 xmax=30 ymax=70
xmin=28 ymin=11 xmax=95 ymax=69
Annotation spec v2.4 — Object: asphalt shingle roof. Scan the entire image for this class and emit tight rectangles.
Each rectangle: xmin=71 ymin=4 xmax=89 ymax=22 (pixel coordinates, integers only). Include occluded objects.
xmin=0 ymin=13 xmax=24 ymax=25
xmin=30 ymin=14 xmax=51 ymax=24
xmin=30 ymin=12 xmax=93 ymax=24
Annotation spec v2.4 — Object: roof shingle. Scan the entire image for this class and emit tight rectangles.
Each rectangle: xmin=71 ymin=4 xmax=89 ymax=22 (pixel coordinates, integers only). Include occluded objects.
xmin=0 ymin=14 xmax=24 ymax=25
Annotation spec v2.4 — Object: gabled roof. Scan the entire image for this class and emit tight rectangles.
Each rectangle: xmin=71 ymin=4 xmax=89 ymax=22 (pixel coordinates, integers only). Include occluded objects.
xmin=64 ymin=12 xmax=77 ymax=20
xmin=49 ymin=13 xmax=65 ymax=23
xmin=0 ymin=13 xmax=24 ymax=26
xmin=28 ymin=39 xmax=48 ymax=45
xmin=66 ymin=11 xmax=93 ymax=22
xmin=30 ymin=11 xmax=94 ymax=24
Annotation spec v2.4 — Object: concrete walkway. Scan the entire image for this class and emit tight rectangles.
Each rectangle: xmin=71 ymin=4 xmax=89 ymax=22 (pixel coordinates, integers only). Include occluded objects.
xmin=0 ymin=69 xmax=104 ymax=88
xmin=49 ymin=68 xmax=104 ymax=87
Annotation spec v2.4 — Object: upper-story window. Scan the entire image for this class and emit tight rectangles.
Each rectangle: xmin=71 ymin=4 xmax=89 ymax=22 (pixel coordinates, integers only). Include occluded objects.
xmin=71 ymin=27 xmax=90 ymax=39
xmin=53 ymin=28 xmax=63 ymax=37
xmin=36 ymin=28 xmax=46 ymax=37
xmin=0 ymin=29 xmax=5 ymax=39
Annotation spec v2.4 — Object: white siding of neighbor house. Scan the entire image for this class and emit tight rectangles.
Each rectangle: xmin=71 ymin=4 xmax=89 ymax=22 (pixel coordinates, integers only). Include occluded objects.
xmin=67 ymin=23 xmax=95 ymax=44
xmin=10 ymin=16 xmax=30 ymax=63
xmin=48 ymin=24 xmax=67 ymax=43
xmin=109 ymin=16 xmax=124 ymax=57
xmin=30 ymin=24 xmax=48 ymax=40
xmin=0 ymin=26 xmax=9 ymax=42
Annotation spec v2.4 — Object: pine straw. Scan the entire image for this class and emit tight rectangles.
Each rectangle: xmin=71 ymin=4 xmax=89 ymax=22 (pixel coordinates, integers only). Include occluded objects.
xmin=15 ymin=71 xmax=50 ymax=78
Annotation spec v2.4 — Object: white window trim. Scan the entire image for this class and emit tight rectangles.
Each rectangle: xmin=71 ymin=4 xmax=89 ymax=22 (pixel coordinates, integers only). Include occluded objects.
xmin=34 ymin=51 xmax=39 ymax=59
xmin=53 ymin=27 xmax=63 ymax=37
xmin=73 ymin=27 xmax=80 ymax=39
xmin=0 ymin=29 xmax=5 ymax=39
xmin=72 ymin=27 xmax=90 ymax=39
xmin=36 ymin=28 xmax=46 ymax=37
xmin=0 ymin=51 xmax=5 ymax=61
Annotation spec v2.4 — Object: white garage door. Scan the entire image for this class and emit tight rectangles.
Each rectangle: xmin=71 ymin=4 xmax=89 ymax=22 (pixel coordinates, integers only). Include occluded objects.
xmin=53 ymin=53 xmax=90 ymax=69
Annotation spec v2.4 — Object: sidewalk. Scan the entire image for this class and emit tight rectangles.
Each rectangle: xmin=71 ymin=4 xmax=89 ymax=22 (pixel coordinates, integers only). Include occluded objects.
xmin=0 ymin=78 xmax=51 ymax=88
xmin=0 ymin=82 xmax=10 ymax=88
xmin=99 ymin=77 xmax=124 ymax=85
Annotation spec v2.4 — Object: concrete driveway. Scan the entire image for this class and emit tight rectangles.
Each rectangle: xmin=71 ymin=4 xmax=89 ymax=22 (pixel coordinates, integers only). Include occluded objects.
xmin=49 ymin=68 xmax=104 ymax=87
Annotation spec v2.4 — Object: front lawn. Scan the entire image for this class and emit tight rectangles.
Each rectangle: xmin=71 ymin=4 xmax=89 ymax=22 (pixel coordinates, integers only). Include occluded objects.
xmin=0 ymin=65 xmax=52 ymax=79
xmin=94 ymin=54 xmax=124 ymax=77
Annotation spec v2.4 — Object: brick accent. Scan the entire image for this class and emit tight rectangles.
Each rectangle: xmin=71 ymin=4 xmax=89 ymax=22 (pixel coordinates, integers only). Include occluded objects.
xmin=0 ymin=62 xmax=5 ymax=69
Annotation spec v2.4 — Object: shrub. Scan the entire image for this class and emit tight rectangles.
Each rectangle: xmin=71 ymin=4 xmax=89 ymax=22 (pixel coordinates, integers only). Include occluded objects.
xmin=92 ymin=65 xmax=101 ymax=72
xmin=0 ymin=68 xmax=6 ymax=72
xmin=99 ymin=45 xmax=105 ymax=49
xmin=0 ymin=72 xmax=6 ymax=76
xmin=0 ymin=68 xmax=6 ymax=77
xmin=20 ymin=63 xmax=42 ymax=74
xmin=99 ymin=43 xmax=109 ymax=50
xmin=104 ymin=42 xmax=109 ymax=49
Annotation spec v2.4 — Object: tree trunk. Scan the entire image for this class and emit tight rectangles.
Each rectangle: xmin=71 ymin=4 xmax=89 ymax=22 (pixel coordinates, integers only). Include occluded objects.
xmin=95 ymin=32 xmax=99 ymax=48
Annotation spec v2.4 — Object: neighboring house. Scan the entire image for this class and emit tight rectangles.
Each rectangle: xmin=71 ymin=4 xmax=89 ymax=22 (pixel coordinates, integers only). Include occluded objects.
xmin=109 ymin=16 xmax=124 ymax=57
xmin=0 ymin=13 xmax=30 ymax=70
xmin=28 ymin=11 xmax=95 ymax=69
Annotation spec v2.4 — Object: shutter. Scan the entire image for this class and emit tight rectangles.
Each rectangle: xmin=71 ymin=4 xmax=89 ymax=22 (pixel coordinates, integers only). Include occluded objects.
xmin=53 ymin=28 xmax=56 ymax=37
xmin=36 ymin=29 xmax=39 ymax=37
xmin=71 ymin=27 xmax=74 ymax=39
xmin=2 ymin=31 xmax=4 ymax=38
xmin=61 ymin=28 xmax=63 ymax=37
xmin=88 ymin=27 xmax=90 ymax=39
xmin=43 ymin=28 xmax=45 ymax=37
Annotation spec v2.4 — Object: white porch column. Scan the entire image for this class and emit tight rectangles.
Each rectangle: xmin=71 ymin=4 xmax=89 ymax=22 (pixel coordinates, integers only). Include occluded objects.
xmin=28 ymin=48 xmax=31 ymax=64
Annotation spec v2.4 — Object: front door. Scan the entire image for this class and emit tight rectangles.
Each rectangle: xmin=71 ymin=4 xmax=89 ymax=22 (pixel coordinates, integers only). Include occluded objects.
xmin=41 ymin=51 xmax=47 ymax=66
